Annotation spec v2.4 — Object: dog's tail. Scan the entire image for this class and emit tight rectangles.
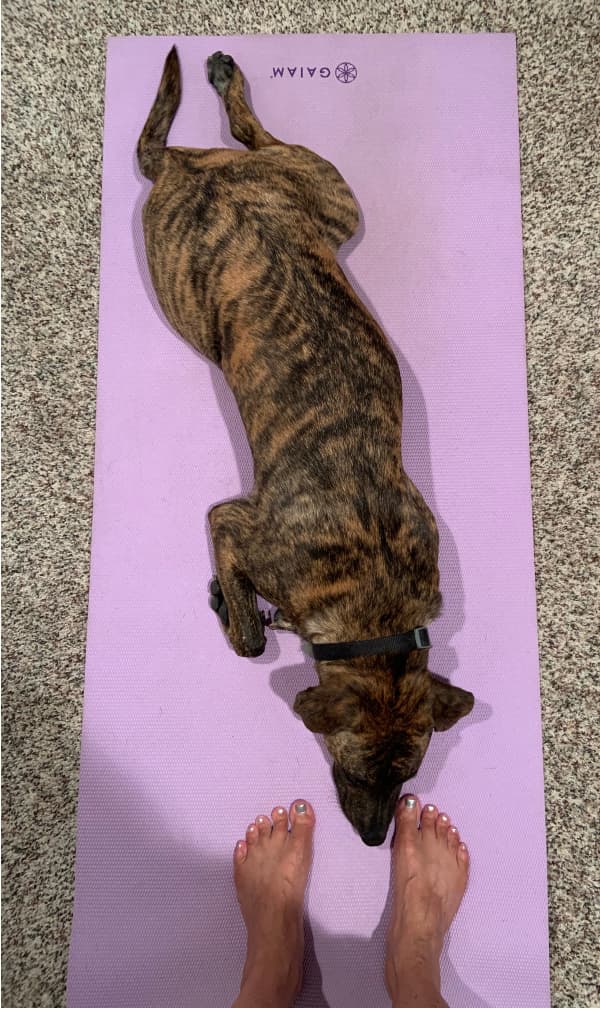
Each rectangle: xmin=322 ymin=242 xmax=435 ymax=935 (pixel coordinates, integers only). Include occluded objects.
xmin=137 ymin=46 xmax=182 ymax=182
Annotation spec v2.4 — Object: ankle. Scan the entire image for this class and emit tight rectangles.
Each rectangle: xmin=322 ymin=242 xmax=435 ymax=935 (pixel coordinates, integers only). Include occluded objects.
xmin=235 ymin=955 xmax=301 ymax=1008
xmin=239 ymin=922 xmax=303 ymax=1006
xmin=389 ymin=977 xmax=447 ymax=1009
xmin=386 ymin=941 xmax=445 ymax=1009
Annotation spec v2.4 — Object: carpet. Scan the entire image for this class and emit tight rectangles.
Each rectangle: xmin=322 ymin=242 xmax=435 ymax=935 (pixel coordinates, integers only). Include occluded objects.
xmin=2 ymin=3 xmax=598 ymax=1007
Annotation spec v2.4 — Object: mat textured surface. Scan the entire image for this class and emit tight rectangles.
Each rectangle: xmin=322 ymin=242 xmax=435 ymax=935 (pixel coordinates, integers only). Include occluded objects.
xmin=64 ymin=33 xmax=548 ymax=1008
xmin=2 ymin=5 xmax=598 ymax=1009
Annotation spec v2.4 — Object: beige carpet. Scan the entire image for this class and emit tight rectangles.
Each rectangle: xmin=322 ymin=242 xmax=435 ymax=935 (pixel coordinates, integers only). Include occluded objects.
xmin=2 ymin=1 xmax=598 ymax=1005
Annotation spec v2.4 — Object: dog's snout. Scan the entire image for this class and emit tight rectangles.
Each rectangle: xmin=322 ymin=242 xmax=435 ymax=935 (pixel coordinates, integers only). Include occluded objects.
xmin=361 ymin=827 xmax=388 ymax=847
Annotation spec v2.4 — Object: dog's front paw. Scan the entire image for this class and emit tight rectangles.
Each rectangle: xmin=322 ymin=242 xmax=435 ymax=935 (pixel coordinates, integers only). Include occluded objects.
xmin=207 ymin=51 xmax=235 ymax=96
xmin=232 ymin=629 xmax=267 ymax=659
xmin=209 ymin=575 xmax=266 ymax=657
xmin=209 ymin=576 xmax=229 ymax=627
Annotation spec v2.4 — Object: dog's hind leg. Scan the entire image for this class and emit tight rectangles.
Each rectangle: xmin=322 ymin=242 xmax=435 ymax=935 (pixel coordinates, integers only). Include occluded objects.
xmin=208 ymin=499 xmax=266 ymax=657
xmin=207 ymin=52 xmax=283 ymax=150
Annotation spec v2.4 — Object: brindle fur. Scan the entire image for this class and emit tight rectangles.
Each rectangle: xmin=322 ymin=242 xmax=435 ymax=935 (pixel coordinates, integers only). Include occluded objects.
xmin=138 ymin=48 xmax=474 ymax=845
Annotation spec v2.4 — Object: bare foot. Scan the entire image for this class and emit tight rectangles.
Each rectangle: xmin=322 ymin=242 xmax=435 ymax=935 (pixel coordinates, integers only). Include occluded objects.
xmin=232 ymin=800 xmax=315 ymax=1008
xmin=385 ymin=795 xmax=469 ymax=1008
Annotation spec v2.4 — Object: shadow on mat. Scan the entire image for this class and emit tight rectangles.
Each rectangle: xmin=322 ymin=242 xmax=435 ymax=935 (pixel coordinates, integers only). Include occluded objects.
xmin=68 ymin=747 xmax=488 ymax=1008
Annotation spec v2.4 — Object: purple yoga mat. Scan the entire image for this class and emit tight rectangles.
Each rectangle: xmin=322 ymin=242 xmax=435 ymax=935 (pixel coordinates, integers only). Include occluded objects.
xmin=68 ymin=34 xmax=549 ymax=1008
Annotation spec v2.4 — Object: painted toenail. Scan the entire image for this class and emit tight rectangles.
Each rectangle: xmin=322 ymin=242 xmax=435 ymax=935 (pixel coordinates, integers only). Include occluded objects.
xmin=405 ymin=798 xmax=416 ymax=808
xmin=235 ymin=840 xmax=244 ymax=850
xmin=425 ymin=804 xmax=436 ymax=812
xmin=450 ymin=826 xmax=458 ymax=834
xmin=257 ymin=816 xmax=267 ymax=824
xmin=276 ymin=807 xmax=286 ymax=816
xmin=295 ymin=802 xmax=307 ymax=814
xmin=440 ymin=814 xmax=449 ymax=822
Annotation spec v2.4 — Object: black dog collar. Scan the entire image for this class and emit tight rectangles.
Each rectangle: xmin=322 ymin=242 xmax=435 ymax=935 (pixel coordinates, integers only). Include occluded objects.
xmin=307 ymin=626 xmax=431 ymax=662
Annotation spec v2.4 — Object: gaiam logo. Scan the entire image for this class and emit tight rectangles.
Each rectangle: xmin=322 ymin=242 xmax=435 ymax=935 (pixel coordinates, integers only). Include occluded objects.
xmin=270 ymin=62 xmax=358 ymax=83
xmin=335 ymin=62 xmax=358 ymax=83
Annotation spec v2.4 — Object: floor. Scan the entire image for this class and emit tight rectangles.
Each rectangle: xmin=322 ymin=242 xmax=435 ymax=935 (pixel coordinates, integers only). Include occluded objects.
xmin=2 ymin=1 xmax=598 ymax=1006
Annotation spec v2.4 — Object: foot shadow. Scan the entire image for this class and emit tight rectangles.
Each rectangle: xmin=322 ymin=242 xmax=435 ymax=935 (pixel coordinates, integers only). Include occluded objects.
xmin=303 ymin=853 xmax=489 ymax=1008
xmin=69 ymin=743 xmax=487 ymax=1008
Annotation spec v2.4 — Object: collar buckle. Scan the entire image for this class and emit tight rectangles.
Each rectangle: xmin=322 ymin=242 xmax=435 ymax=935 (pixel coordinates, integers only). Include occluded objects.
xmin=413 ymin=627 xmax=431 ymax=650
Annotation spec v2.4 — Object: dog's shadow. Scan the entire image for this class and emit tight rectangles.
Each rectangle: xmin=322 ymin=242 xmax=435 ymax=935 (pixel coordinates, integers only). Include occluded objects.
xmin=131 ymin=77 xmax=489 ymax=770
xmin=310 ymin=850 xmax=489 ymax=1008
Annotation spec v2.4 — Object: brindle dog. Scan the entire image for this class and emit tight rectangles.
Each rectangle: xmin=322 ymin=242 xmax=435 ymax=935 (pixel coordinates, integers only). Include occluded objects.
xmin=138 ymin=48 xmax=474 ymax=846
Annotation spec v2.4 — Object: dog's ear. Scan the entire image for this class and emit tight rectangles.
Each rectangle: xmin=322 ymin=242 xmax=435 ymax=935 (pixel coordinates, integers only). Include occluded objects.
xmin=430 ymin=678 xmax=474 ymax=731
xmin=293 ymin=686 xmax=360 ymax=735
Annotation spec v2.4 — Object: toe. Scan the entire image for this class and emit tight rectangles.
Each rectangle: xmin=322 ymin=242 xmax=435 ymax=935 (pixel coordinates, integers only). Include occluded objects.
xmin=458 ymin=842 xmax=470 ymax=871
xmin=420 ymin=803 xmax=438 ymax=836
xmin=289 ymin=800 xmax=316 ymax=852
xmin=393 ymin=794 xmax=421 ymax=843
xmin=271 ymin=805 xmax=289 ymax=835
xmin=234 ymin=839 xmax=247 ymax=863
xmin=289 ymin=799 xmax=315 ymax=829
xmin=246 ymin=822 xmax=259 ymax=846
xmin=255 ymin=814 xmax=272 ymax=838
xmin=448 ymin=825 xmax=461 ymax=851
xmin=435 ymin=812 xmax=450 ymax=842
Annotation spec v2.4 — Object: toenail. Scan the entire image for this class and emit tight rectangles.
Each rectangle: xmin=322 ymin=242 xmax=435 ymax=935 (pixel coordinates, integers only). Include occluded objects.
xmin=404 ymin=797 xmax=416 ymax=808
xmin=235 ymin=840 xmax=244 ymax=850
xmin=450 ymin=826 xmax=458 ymax=834
xmin=440 ymin=814 xmax=449 ymax=822
xmin=295 ymin=802 xmax=307 ymax=814
xmin=257 ymin=816 xmax=268 ymax=824
xmin=247 ymin=824 xmax=256 ymax=833
xmin=425 ymin=804 xmax=436 ymax=812
xmin=276 ymin=807 xmax=286 ymax=816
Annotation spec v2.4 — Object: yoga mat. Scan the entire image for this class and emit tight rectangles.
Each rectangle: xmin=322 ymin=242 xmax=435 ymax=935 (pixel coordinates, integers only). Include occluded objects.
xmin=68 ymin=34 xmax=549 ymax=1008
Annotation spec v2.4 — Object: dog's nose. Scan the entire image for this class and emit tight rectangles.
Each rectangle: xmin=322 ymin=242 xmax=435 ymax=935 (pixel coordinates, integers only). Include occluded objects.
xmin=360 ymin=827 xmax=388 ymax=846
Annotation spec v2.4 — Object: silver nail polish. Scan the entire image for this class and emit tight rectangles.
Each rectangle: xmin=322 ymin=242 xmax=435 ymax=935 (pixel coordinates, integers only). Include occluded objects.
xmin=425 ymin=804 xmax=436 ymax=812
xmin=295 ymin=802 xmax=307 ymax=814
xmin=405 ymin=798 xmax=416 ymax=808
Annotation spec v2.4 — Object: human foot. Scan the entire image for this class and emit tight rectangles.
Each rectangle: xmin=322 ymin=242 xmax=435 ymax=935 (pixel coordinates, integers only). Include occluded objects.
xmin=385 ymin=795 xmax=469 ymax=1008
xmin=232 ymin=800 xmax=315 ymax=1008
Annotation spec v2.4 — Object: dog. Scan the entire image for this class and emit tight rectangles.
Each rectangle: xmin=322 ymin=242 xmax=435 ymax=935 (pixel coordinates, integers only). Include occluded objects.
xmin=137 ymin=48 xmax=474 ymax=845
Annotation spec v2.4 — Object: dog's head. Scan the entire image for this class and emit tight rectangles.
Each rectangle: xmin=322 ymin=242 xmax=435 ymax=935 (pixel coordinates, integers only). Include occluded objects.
xmin=294 ymin=668 xmax=473 ymax=845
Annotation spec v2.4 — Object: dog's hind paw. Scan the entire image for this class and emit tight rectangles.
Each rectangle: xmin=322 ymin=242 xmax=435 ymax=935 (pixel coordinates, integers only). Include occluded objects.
xmin=207 ymin=51 xmax=235 ymax=96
